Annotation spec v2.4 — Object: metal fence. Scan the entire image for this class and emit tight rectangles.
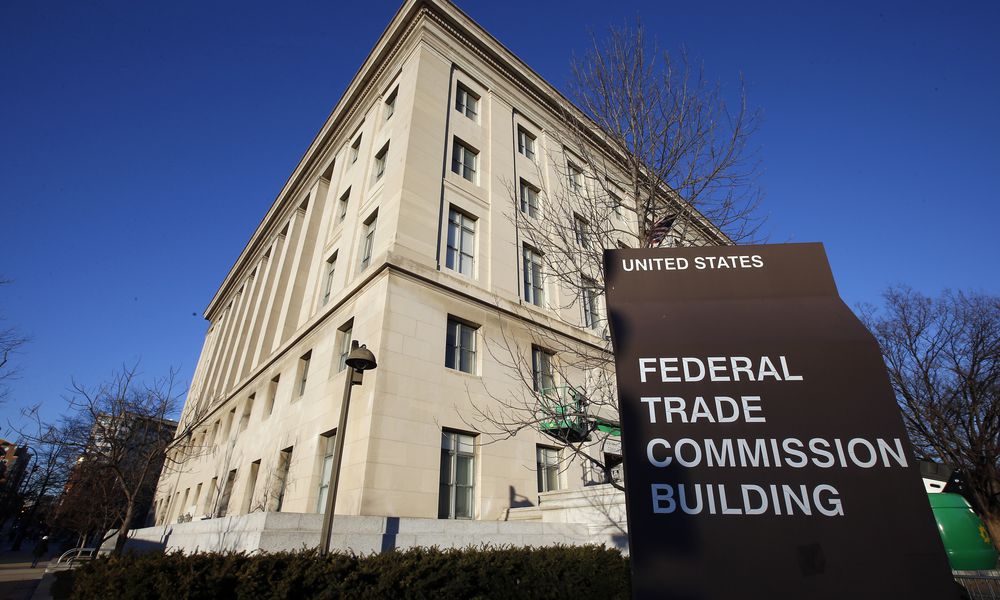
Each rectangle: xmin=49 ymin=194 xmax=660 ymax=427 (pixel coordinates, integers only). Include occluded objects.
xmin=955 ymin=572 xmax=1000 ymax=600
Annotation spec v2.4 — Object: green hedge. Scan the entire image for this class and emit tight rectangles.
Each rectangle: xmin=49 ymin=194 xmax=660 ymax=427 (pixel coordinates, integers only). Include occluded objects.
xmin=53 ymin=545 xmax=630 ymax=599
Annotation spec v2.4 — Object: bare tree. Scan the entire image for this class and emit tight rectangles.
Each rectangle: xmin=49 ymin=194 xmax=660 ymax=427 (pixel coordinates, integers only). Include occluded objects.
xmin=0 ymin=278 xmax=28 ymax=403
xmin=4 ymin=420 xmax=75 ymax=550
xmin=52 ymin=459 xmax=124 ymax=548
xmin=471 ymin=23 xmax=762 ymax=490
xmin=21 ymin=363 xmax=185 ymax=554
xmin=860 ymin=287 xmax=1000 ymax=548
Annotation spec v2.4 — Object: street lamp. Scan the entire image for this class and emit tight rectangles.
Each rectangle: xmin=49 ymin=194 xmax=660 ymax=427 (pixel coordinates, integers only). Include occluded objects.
xmin=319 ymin=341 xmax=377 ymax=555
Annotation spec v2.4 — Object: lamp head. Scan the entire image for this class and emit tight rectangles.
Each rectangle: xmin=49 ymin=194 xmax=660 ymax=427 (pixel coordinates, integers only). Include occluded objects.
xmin=345 ymin=343 xmax=377 ymax=371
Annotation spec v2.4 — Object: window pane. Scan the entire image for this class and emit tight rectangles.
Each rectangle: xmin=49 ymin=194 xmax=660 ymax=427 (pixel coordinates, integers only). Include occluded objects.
xmin=456 ymin=454 xmax=473 ymax=486
xmin=456 ymin=486 xmax=472 ymax=518
xmin=438 ymin=450 xmax=452 ymax=519
xmin=457 ymin=434 xmax=474 ymax=454
xmin=546 ymin=467 xmax=558 ymax=492
xmin=445 ymin=323 xmax=457 ymax=370
xmin=459 ymin=324 xmax=474 ymax=351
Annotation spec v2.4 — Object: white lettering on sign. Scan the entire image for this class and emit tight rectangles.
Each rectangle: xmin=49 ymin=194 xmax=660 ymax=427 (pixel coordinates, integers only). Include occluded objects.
xmin=638 ymin=356 xmax=803 ymax=383
xmin=621 ymin=254 xmax=763 ymax=272
xmin=651 ymin=483 xmax=844 ymax=517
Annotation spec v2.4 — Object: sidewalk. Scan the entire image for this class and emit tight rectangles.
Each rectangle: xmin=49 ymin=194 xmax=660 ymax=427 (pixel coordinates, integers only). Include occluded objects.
xmin=0 ymin=551 xmax=47 ymax=600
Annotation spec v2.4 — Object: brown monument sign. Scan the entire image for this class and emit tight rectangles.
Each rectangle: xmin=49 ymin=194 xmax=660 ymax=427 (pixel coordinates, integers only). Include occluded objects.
xmin=604 ymin=243 xmax=957 ymax=599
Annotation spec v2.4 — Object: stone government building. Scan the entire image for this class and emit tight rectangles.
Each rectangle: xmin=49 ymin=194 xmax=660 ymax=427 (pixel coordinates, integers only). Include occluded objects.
xmin=139 ymin=0 xmax=717 ymax=553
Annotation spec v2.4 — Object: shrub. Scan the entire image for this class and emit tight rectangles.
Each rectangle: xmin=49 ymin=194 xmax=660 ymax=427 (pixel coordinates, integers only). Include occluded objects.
xmin=54 ymin=545 xmax=629 ymax=599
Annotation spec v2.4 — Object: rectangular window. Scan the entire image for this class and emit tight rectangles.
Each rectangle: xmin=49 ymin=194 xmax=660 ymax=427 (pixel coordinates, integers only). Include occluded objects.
xmin=192 ymin=483 xmax=203 ymax=515
xmin=350 ymin=135 xmax=361 ymax=163
xmin=567 ymin=163 xmax=583 ymax=193
xmin=316 ymin=430 xmax=337 ymax=513
xmin=522 ymin=245 xmax=544 ymax=306
xmin=445 ymin=318 xmax=478 ymax=374
xmin=517 ymin=127 xmax=536 ymax=160
xmin=445 ymin=208 xmax=476 ymax=276
xmin=336 ymin=321 xmax=354 ymax=373
xmin=223 ymin=407 xmax=236 ymax=441
xmin=611 ymin=192 xmax=625 ymax=222
xmin=322 ymin=252 xmax=338 ymax=305
xmin=338 ymin=188 xmax=350 ymax=223
xmin=265 ymin=375 xmax=279 ymax=417
xmin=209 ymin=420 xmax=220 ymax=447
xmin=537 ymin=446 xmax=560 ymax=493
xmin=374 ymin=142 xmax=389 ymax=181
xmin=532 ymin=346 xmax=555 ymax=393
xmin=204 ymin=478 xmax=217 ymax=515
xmin=455 ymin=84 xmax=479 ymax=120
xmin=359 ymin=211 xmax=377 ymax=270
xmin=438 ymin=431 xmax=476 ymax=519
xmin=519 ymin=180 xmax=539 ymax=218
xmin=298 ymin=351 xmax=311 ymax=397
xmin=581 ymin=277 xmax=599 ymax=330
xmin=274 ymin=446 xmax=293 ymax=512
xmin=217 ymin=469 xmax=237 ymax=517
xmin=244 ymin=460 xmax=260 ymax=514
xmin=239 ymin=394 xmax=254 ymax=433
xmin=451 ymin=139 xmax=478 ymax=183
xmin=384 ymin=88 xmax=397 ymax=120
xmin=573 ymin=214 xmax=590 ymax=248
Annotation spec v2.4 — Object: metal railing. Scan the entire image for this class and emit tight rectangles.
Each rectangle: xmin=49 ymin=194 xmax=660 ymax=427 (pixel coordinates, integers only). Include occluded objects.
xmin=955 ymin=571 xmax=1000 ymax=600
xmin=54 ymin=547 xmax=98 ymax=565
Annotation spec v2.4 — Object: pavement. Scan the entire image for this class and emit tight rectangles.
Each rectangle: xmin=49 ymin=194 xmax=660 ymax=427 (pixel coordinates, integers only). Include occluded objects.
xmin=0 ymin=551 xmax=47 ymax=600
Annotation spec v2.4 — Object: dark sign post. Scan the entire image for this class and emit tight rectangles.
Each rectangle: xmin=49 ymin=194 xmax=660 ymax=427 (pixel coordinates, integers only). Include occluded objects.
xmin=604 ymin=243 xmax=958 ymax=599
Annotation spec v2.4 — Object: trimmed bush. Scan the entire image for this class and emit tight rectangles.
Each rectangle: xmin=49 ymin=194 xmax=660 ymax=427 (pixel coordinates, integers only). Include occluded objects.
xmin=54 ymin=545 xmax=629 ymax=599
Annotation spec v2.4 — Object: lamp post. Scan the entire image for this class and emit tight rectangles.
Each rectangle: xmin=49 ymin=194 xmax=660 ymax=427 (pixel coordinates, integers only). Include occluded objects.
xmin=319 ymin=340 xmax=377 ymax=555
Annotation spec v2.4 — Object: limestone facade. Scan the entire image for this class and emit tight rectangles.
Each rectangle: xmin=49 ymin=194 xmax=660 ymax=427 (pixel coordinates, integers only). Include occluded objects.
xmin=153 ymin=0 xmax=691 ymax=530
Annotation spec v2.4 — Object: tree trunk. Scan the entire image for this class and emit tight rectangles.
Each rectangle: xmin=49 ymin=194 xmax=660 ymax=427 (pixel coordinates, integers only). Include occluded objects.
xmin=982 ymin=513 xmax=1000 ymax=554
xmin=113 ymin=502 xmax=135 ymax=555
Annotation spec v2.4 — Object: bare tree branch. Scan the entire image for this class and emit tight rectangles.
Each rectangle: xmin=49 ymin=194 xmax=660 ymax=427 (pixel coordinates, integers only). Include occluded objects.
xmin=468 ymin=24 xmax=763 ymax=494
xmin=860 ymin=287 xmax=1000 ymax=549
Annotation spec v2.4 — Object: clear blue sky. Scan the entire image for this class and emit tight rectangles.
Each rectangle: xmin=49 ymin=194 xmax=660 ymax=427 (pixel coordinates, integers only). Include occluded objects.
xmin=2 ymin=0 xmax=998 ymax=433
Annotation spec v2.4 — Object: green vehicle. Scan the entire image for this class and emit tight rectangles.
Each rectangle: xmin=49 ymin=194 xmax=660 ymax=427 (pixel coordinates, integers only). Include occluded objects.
xmin=928 ymin=492 xmax=998 ymax=571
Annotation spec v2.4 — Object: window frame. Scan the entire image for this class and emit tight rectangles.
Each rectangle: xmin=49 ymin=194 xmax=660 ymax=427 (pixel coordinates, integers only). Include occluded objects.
xmin=350 ymin=135 xmax=362 ymax=164
xmin=438 ymin=430 xmax=476 ymax=519
xmin=336 ymin=321 xmax=354 ymax=373
xmin=445 ymin=208 xmax=476 ymax=276
xmin=573 ymin=214 xmax=590 ymax=248
xmin=373 ymin=142 xmax=389 ymax=181
xmin=322 ymin=251 xmax=338 ymax=305
xmin=522 ymin=244 xmax=544 ymax=306
xmin=517 ymin=127 xmax=536 ymax=160
xmin=384 ymin=88 xmax=397 ymax=120
xmin=536 ymin=446 xmax=561 ymax=493
xmin=519 ymin=179 xmax=539 ymax=218
xmin=359 ymin=211 xmax=378 ymax=270
xmin=274 ymin=446 xmax=293 ymax=512
xmin=567 ymin=162 xmax=583 ymax=193
xmin=581 ymin=276 xmax=600 ymax=330
xmin=297 ymin=351 xmax=311 ymax=397
xmin=338 ymin=188 xmax=350 ymax=223
xmin=451 ymin=139 xmax=478 ymax=183
xmin=316 ymin=430 xmax=337 ymax=513
xmin=532 ymin=346 xmax=556 ymax=393
xmin=445 ymin=317 xmax=479 ymax=375
xmin=455 ymin=84 xmax=479 ymax=120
